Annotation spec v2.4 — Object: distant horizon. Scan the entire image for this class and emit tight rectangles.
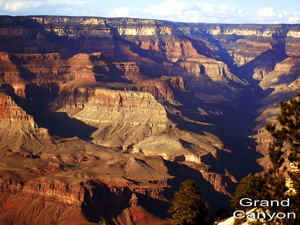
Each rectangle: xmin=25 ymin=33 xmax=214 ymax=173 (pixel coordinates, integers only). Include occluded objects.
xmin=0 ymin=0 xmax=299 ymax=24
xmin=2 ymin=14 xmax=300 ymax=26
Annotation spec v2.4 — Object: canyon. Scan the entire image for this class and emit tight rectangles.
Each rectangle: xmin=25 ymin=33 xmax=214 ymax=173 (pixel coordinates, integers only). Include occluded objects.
xmin=0 ymin=15 xmax=300 ymax=224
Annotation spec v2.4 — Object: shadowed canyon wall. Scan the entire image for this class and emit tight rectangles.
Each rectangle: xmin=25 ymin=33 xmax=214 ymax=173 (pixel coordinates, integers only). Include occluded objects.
xmin=0 ymin=15 xmax=300 ymax=224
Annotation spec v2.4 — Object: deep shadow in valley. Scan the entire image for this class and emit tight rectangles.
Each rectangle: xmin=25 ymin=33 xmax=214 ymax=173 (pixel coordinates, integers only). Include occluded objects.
xmin=35 ymin=111 xmax=98 ymax=141
xmin=204 ymin=87 xmax=269 ymax=179
xmin=81 ymin=180 xmax=170 ymax=223
xmin=2 ymin=84 xmax=97 ymax=141
xmin=170 ymin=86 xmax=266 ymax=181
xmin=81 ymin=161 xmax=235 ymax=224
xmin=81 ymin=181 xmax=132 ymax=223
xmin=164 ymin=160 xmax=232 ymax=213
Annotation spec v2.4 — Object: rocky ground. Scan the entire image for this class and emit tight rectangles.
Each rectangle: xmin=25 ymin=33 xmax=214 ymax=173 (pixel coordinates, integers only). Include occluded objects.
xmin=0 ymin=15 xmax=300 ymax=224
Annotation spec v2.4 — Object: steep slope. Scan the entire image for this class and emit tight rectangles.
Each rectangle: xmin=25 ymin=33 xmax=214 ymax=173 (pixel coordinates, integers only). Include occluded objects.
xmin=239 ymin=42 xmax=287 ymax=80
xmin=1 ymin=15 xmax=300 ymax=224
xmin=0 ymin=16 xmax=246 ymax=102
xmin=0 ymin=44 xmax=234 ymax=225
xmin=248 ymin=56 xmax=300 ymax=167
xmin=49 ymin=83 xmax=224 ymax=163
xmin=0 ymin=89 xmax=52 ymax=156
xmin=51 ymin=86 xmax=168 ymax=147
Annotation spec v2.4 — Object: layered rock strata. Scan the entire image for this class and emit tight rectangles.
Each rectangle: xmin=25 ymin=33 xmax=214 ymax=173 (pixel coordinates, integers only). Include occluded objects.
xmin=0 ymin=89 xmax=51 ymax=156
xmin=51 ymin=85 xmax=223 ymax=165
xmin=1 ymin=15 xmax=300 ymax=224
xmin=0 ymin=141 xmax=173 ymax=225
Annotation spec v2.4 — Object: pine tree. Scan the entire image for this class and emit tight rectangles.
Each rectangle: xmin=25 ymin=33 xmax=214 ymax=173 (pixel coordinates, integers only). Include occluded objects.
xmin=231 ymin=92 xmax=300 ymax=225
xmin=264 ymin=93 xmax=300 ymax=224
xmin=231 ymin=175 xmax=270 ymax=211
xmin=168 ymin=179 xmax=209 ymax=225
xmin=266 ymin=92 xmax=300 ymax=165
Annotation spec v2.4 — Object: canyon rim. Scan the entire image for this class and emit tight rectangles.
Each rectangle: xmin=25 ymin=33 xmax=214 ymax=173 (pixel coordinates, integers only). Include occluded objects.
xmin=0 ymin=15 xmax=300 ymax=224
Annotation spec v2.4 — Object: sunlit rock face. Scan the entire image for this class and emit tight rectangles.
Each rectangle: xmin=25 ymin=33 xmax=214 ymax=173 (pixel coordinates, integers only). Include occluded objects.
xmin=0 ymin=89 xmax=51 ymax=157
xmin=52 ymin=86 xmax=168 ymax=147
xmin=0 ymin=15 xmax=300 ymax=224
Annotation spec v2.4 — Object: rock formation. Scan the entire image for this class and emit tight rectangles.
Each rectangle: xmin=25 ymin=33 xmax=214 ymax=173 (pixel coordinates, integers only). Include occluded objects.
xmin=0 ymin=15 xmax=300 ymax=224
xmin=129 ymin=193 xmax=139 ymax=207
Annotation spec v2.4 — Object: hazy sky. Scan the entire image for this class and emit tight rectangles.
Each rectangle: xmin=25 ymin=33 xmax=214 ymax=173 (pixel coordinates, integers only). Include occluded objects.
xmin=1 ymin=0 xmax=300 ymax=24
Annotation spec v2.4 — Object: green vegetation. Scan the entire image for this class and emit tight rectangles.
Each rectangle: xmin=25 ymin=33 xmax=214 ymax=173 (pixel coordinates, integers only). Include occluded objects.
xmin=168 ymin=179 xmax=209 ymax=225
xmin=266 ymin=93 xmax=300 ymax=164
xmin=231 ymin=175 xmax=270 ymax=211
xmin=231 ymin=92 xmax=300 ymax=224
